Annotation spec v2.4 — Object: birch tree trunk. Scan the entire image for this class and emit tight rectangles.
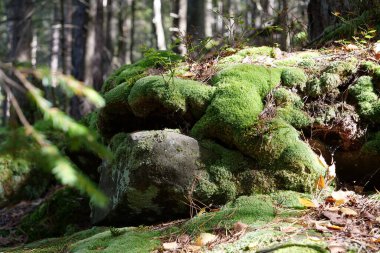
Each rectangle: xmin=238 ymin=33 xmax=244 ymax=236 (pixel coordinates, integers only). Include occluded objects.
xmin=204 ymin=0 xmax=213 ymax=37
xmin=153 ymin=0 xmax=166 ymax=50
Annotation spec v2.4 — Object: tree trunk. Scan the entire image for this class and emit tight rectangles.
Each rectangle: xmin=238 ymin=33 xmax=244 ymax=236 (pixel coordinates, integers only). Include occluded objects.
xmin=61 ymin=0 xmax=72 ymax=75
xmin=71 ymin=0 xmax=88 ymax=119
xmin=93 ymin=0 xmax=104 ymax=91
xmin=7 ymin=0 xmax=33 ymax=62
xmin=152 ymin=0 xmax=166 ymax=50
xmin=171 ymin=0 xmax=187 ymax=55
xmin=280 ymin=0 xmax=290 ymax=51
xmin=187 ymin=0 xmax=205 ymax=41
xmin=204 ymin=0 xmax=213 ymax=37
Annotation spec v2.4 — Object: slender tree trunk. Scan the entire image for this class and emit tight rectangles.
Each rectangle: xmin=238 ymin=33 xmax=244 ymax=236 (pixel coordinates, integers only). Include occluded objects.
xmin=84 ymin=0 xmax=96 ymax=87
xmin=93 ymin=0 xmax=104 ymax=91
xmin=216 ymin=0 xmax=223 ymax=34
xmin=280 ymin=0 xmax=290 ymax=51
xmin=152 ymin=0 xmax=166 ymax=50
xmin=187 ymin=0 xmax=205 ymax=41
xmin=129 ymin=0 xmax=136 ymax=63
xmin=171 ymin=0 xmax=187 ymax=55
xmin=71 ymin=0 xmax=88 ymax=119
xmin=204 ymin=0 xmax=213 ymax=37
xmin=8 ymin=0 xmax=33 ymax=62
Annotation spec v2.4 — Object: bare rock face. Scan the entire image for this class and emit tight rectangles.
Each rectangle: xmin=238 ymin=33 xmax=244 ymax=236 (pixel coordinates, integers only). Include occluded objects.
xmin=91 ymin=130 xmax=202 ymax=225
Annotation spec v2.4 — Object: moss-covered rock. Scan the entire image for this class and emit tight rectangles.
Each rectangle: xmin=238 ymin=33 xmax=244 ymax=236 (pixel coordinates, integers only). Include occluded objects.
xmin=192 ymin=64 xmax=323 ymax=192
xmin=19 ymin=187 xmax=91 ymax=242
xmin=128 ymin=76 xmax=214 ymax=119
xmin=98 ymin=76 xmax=214 ymax=139
xmin=218 ymin=46 xmax=276 ymax=67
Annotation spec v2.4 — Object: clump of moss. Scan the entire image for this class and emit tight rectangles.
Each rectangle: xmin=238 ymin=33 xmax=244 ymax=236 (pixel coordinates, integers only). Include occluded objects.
xmin=192 ymin=64 xmax=323 ymax=192
xmin=128 ymin=76 xmax=215 ymax=119
xmin=320 ymin=72 xmax=342 ymax=92
xmin=305 ymin=78 xmax=322 ymax=97
xmin=101 ymin=50 xmax=182 ymax=93
xmin=218 ymin=46 xmax=277 ymax=67
xmin=0 ymin=156 xmax=31 ymax=206
xmin=273 ymin=88 xmax=311 ymax=129
xmin=281 ymin=68 xmax=307 ymax=90
xmin=191 ymin=64 xmax=282 ymax=144
xmin=325 ymin=60 xmax=357 ymax=80
xmin=349 ymin=75 xmax=380 ymax=122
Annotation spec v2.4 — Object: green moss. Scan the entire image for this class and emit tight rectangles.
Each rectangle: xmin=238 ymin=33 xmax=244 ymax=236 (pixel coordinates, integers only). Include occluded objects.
xmin=101 ymin=50 xmax=182 ymax=93
xmin=349 ymin=75 xmax=380 ymax=122
xmin=192 ymin=64 xmax=282 ymax=143
xmin=19 ymin=188 xmax=90 ymax=242
xmin=182 ymin=194 xmax=276 ymax=234
xmin=320 ymin=73 xmax=342 ymax=92
xmin=128 ymin=76 xmax=215 ymax=119
xmin=192 ymin=64 xmax=323 ymax=192
xmin=276 ymin=107 xmax=311 ymax=129
xmin=69 ymin=228 xmax=160 ymax=253
xmin=273 ymin=88 xmax=303 ymax=108
xmin=325 ymin=61 xmax=357 ymax=79
xmin=0 ymin=156 xmax=31 ymax=206
xmin=218 ymin=46 xmax=276 ymax=67
xmin=281 ymin=68 xmax=307 ymax=90
xmin=305 ymin=78 xmax=322 ymax=97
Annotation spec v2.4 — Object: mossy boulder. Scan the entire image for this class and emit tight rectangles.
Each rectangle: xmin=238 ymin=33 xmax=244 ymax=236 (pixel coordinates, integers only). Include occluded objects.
xmin=98 ymin=76 xmax=214 ymax=139
xmin=19 ymin=187 xmax=91 ymax=242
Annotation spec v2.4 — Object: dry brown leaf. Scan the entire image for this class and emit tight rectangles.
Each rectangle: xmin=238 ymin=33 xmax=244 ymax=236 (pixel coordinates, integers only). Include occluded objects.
xmin=326 ymin=207 xmax=340 ymax=212
xmin=163 ymin=242 xmax=179 ymax=251
xmin=298 ymin=197 xmax=318 ymax=208
xmin=322 ymin=211 xmax=346 ymax=226
xmin=177 ymin=234 xmax=191 ymax=244
xmin=316 ymin=175 xmax=325 ymax=190
xmin=233 ymin=221 xmax=248 ymax=233
xmin=194 ymin=233 xmax=217 ymax=246
xmin=327 ymin=224 xmax=344 ymax=231
xmin=340 ymin=207 xmax=358 ymax=216
xmin=328 ymin=242 xmax=347 ymax=253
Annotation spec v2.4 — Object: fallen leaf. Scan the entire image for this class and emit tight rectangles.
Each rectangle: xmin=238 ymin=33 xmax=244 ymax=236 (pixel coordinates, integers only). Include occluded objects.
xmin=322 ymin=211 xmax=346 ymax=226
xmin=314 ymin=221 xmax=329 ymax=232
xmin=163 ymin=242 xmax=179 ymax=251
xmin=343 ymin=44 xmax=359 ymax=51
xmin=233 ymin=221 xmax=248 ymax=233
xmin=316 ymin=175 xmax=325 ymax=190
xmin=194 ymin=233 xmax=217 ymax=246
xmin=187 ymin=245 xmax=202 ymax=251
xmin=327 ymin=224 xmax=344 ymax=231
xmin=331 ymin=190 xmax=354 ymax=206
xmin=326 ymin=206 xmax=340 ymax=212
xmin=298 ymin=197 xmax=318 ymax=208
xmin=177 ymin=234 xmax=190 ymax=244
xmin=340 ymin=207 xmax=358 ymax=216
xmin=376 ymin=216 xmax=380 ymax=223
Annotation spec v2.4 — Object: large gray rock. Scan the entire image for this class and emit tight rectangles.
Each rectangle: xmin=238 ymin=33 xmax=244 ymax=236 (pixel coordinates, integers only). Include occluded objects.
xmin=92 ymin=129 xmax=313 ymax=225
xmin=91 ymin=129 xmax=203 ymax=225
